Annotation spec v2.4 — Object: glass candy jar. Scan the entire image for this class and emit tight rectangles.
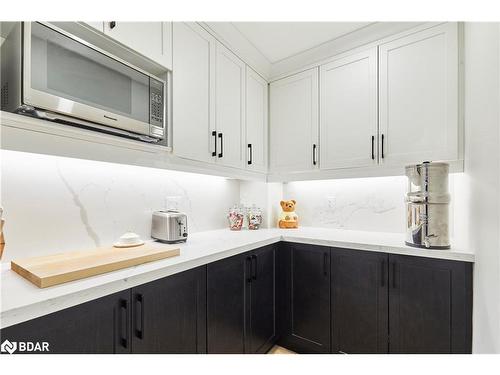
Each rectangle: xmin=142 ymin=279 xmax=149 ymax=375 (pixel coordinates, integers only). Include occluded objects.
xmin=247 ymin=205 xmax=263 ymax=230
xmin=228 ymin=205 xmax=244 ymax=230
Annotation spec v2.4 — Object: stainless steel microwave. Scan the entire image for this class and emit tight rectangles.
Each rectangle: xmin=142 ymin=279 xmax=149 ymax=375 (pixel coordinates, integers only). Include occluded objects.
xmin=1 ymin=22 xmax=167 ymax=143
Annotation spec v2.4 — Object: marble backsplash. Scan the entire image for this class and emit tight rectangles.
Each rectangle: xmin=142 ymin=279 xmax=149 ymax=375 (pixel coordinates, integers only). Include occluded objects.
xmin=0 ymin=149 xmax=469 ymax=262
xmin=0 ymin=150 xmax=240 ymax=262
xmin=283 ymin=176 xmax=407 ymax=233
xmin=283 ymin=174 xmax=466 ymax=241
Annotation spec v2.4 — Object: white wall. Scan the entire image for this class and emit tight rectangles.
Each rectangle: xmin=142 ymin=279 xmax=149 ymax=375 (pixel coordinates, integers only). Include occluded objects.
xmin=463 ymin=22 xmax=500 ymax=353
xmin=0 ymin=150 xmax=240 ymax=263
xmin=239 ymin=181 xmax=282 ymax=228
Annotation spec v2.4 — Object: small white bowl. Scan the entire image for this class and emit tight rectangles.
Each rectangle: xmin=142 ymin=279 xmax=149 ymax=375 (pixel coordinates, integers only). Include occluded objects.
xmin=113 ymin=232 xmax=144 ymax=248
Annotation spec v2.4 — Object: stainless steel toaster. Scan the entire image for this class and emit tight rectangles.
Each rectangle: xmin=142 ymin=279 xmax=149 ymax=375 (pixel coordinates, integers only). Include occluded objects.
xmin=151 ymin=210 xmax=188 ymax=243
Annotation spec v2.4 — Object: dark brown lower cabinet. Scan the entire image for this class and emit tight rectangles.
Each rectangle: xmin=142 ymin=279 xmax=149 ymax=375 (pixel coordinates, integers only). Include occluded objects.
xmin=206 ymin=245 xmax=277 ymax=354
xmin=331 ymin=248 xmax=388 ymax=354
xmin=0 ymin=243 xmax=473 ymax=354
xmin=278 ymin=244 xmax=472 ymax=354
xmin=1 ymin=267 xmax=207 ymax=354
xmin=131 ymin=266 xmax=207 ymax=353
xmin=248 ymin=245 xmax=277 ymax=353
xmin=278 ymin=243 xmax=331 ymax=353
xmin=207 ymin=252 xmax=248 ymax=353
xmin=388 ymin=254 xmax=472 ymax=354
xmin=0 ymin=290 xmax=130 ymax=354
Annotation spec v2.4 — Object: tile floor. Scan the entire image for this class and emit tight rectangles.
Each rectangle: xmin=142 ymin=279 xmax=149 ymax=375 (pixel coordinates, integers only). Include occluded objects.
xmin=268 ymin=345 xmax=296 ymax=354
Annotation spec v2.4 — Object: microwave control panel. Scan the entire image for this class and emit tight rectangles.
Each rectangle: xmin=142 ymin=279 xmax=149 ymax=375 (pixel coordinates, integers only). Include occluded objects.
xmin=149 ymin=78 xmax=164 ymax=132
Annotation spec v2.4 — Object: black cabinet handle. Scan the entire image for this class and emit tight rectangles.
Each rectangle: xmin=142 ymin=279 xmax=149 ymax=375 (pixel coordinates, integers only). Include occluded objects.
xmin=251 ymin=254 xmax=257 ymax=280
xmin=312 ymin=144 xmax=317 ymax=166
xmin=371 ymin=135 xmax=375 ymax=160
xmin=119 ymin=299 xmax=128 ymax=349
xmin=109 ymin=21 xmax=116 ymax=29
xmin=134 ymin=294 xmax=144 ymax=339
xmin=381 ymin=134 xmax=385 ymax=159
xmin=218 ymin=133 xmax=223 ymax=158
xmin=246 ymin=256 xmax=252 ymax=283
xmin=380 ymin=260 xmax=385 ymax=287
xmin=212 ymin=131 xmax=217 ymax=157
xmin=391 ymin=262 xmax=397 ymax=289
xmin=247 ymin=144 xmax=252 ymax=165
xmin=323 ymin=252 xmax=328 ymax=276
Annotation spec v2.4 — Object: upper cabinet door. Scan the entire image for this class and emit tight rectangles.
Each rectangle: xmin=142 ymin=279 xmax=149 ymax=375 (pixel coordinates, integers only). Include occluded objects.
xmin=378 ymin=23 xmax=458 ymax=166
xmin=172 ymin=22 xmax=216 ymax=163
xmin=269 ymin=68 xmax=319 ymax=173
xmin=215 ymin=42 xmax=246 ymax=169
xmin=103 ymin=22 xmax=172 ymax=70
xmin=320 ymin=48 xmax=378 ymax=170
xmin=245 ymin=67 xmax=268 ymax=173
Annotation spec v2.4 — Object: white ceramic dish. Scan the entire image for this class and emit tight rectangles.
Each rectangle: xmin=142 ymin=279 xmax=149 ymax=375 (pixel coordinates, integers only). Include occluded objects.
xmin=113 ymin=232 xmax=144 ymax=248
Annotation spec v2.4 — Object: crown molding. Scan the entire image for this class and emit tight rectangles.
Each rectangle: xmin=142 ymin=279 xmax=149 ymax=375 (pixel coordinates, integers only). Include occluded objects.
xmin=270 ymin=22 xmax=426 ymax=81
xmin=199 ymin=22 xmax=272 ymax=80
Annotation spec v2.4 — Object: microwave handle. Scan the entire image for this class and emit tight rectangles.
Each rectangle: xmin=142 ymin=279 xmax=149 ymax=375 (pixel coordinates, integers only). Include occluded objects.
xmin=35 ymin=109 xmax=161 ymax=143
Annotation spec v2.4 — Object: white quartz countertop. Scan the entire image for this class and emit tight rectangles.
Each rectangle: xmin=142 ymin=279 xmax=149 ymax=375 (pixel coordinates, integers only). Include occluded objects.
xmin=0 ymin=227 xmax=474 ymax=329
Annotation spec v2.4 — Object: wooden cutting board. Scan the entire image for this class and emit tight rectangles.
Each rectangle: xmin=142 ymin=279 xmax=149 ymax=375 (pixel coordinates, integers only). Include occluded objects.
xmin=11 ymin=244 xmax=180 ymax=288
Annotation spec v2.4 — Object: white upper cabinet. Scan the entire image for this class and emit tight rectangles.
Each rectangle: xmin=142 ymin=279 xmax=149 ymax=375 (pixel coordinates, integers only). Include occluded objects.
xmin=103 ymin=22 xmax=172 ymax=70
xmin=269 ymin=68 xmax=319 ymax=173
xmin=214 ymin=42 xmax=246 ymax=169
xmin=172 ymin=23 xmax=266 ymax=172
xmin=378 ymin=23 xmax=458 ymax=166
xmin=245 ymin=67 xmax=268 ymax=172
xmin=172 ymin=22 xmax=216 ymax=163
xmin=320 ymin=47 xmax=378 ymax=170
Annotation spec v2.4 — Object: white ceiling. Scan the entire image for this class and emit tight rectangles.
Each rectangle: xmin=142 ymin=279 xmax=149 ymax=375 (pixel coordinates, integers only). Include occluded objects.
xmin=232 ymin=22 xmax=372 ymax=63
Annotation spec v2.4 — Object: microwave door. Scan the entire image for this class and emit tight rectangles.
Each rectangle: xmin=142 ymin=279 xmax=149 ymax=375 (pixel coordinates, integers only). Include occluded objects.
xmin=22 ymin=22 xmax=163 ymax=138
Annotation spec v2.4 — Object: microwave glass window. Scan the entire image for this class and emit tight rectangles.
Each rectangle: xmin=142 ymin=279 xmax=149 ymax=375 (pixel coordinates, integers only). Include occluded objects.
xmin=30 ymin=22 xmax=150 ymax=123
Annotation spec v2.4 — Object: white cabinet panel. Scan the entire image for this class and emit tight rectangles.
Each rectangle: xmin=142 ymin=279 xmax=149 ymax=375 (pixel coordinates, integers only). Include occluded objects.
xmin=215 ymin=43 xmax=245 ymax=169
xmin=172 ymin=22 xmax=216 ymax=163
xmin=269 ymin=68 xmax=319 ymax=173
xmin=320 ymin=47 xmax=378 ymax=169
xmin=379 ymin=23 xmax=458 ymax=166
xmin=245 ymin=67 xmax=268 ymax=172
xmin=103 ymin=22 xmax=172 ymax=70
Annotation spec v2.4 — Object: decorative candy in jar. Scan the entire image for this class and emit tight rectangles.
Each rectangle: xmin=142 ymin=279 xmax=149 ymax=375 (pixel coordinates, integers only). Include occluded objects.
xmin=247 ymin=205 xmax=263 ymax=230
xmin=228 ymin=205 xmax=244 ymax=230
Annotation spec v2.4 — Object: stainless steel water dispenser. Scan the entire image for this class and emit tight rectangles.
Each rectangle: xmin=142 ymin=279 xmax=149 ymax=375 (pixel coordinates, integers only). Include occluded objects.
xmin=405 ymin=162 xmax=450 ymax=249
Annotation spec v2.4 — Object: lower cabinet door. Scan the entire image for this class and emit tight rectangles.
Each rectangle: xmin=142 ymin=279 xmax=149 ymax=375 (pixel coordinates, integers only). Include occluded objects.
xmin=130 ymin=266 xmax=207 ymax=354
xmin=279 ymin=243 xmax=331 ymax=353
xmin=0 ymin=290 xmax=131 ymax=354
xmin=331 ymin=248 xmax=388 ymax=353
xmin=207 ymin=253 xmax=248 ymax=353
xmin=248 ymin=245 xmax=277 ymax=353
xmin=388 ymin=254 xmax=472 ymax=353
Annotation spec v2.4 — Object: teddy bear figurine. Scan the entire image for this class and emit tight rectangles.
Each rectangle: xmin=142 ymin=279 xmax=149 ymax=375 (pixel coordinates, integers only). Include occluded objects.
xmin=278 ymin=200 xmax=299 ymax=229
